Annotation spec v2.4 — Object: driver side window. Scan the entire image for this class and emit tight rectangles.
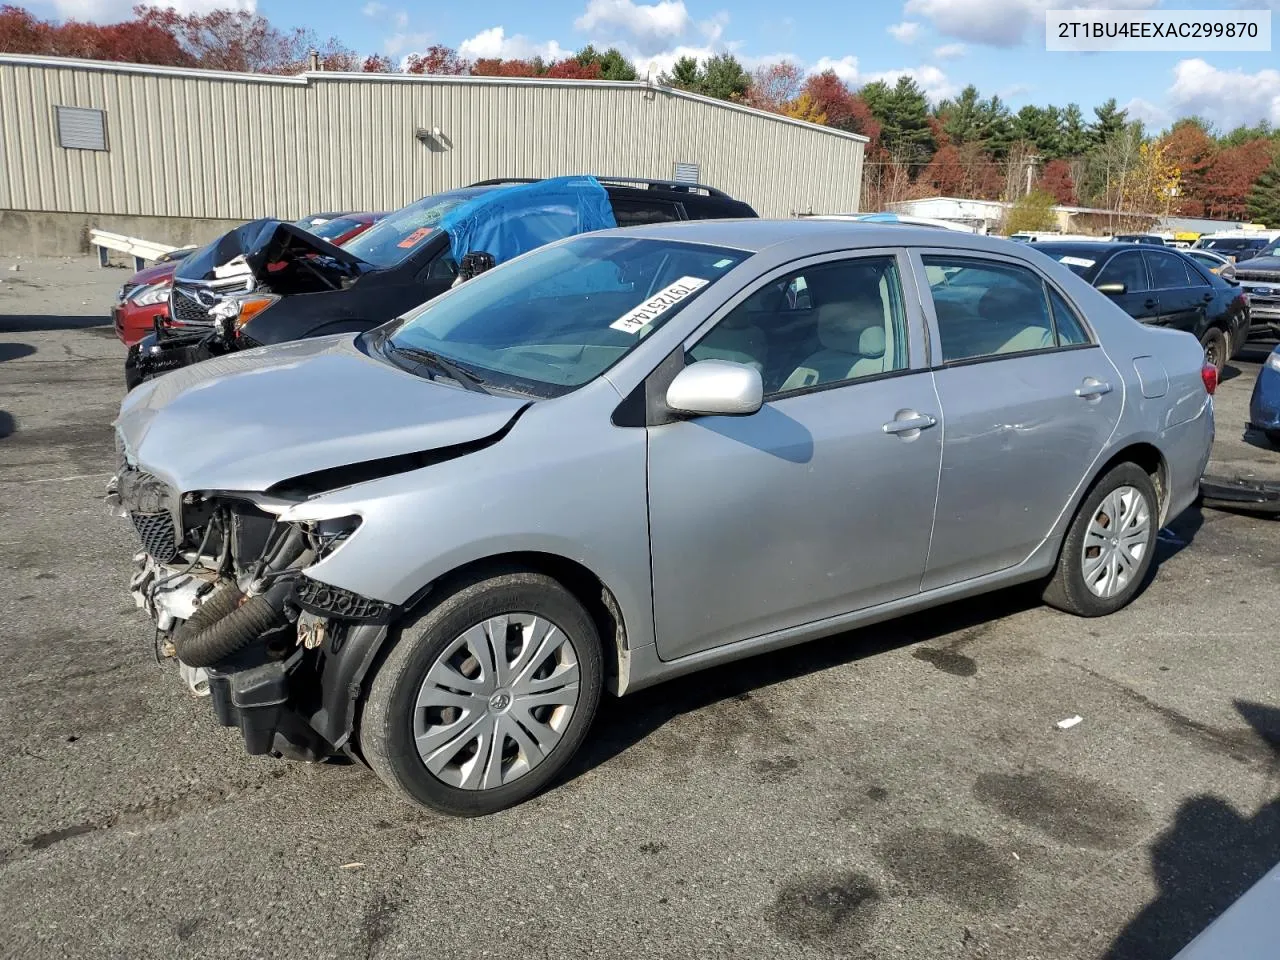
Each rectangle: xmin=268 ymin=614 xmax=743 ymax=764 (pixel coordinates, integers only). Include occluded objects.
xmin=688 ymin=256 xmax=910 ymax=396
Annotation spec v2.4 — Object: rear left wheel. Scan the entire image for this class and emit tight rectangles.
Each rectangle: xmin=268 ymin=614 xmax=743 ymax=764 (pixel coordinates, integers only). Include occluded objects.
xmin=360 ymin=570 xmax=602 ymax=817
xmin=1043 ymin=462 xmax=1159 ymax=617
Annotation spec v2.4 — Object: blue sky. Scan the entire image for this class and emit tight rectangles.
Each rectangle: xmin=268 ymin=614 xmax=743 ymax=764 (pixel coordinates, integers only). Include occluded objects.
xmin=28 ymin=0 xmax=1280 ymax=131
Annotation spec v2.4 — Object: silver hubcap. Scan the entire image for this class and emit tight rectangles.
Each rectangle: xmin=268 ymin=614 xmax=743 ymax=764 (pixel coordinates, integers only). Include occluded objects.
xmin=414 ymin=614 xmax=580 ymax=790
xmin=1080 ymin=485 xmax=1151 ymax=599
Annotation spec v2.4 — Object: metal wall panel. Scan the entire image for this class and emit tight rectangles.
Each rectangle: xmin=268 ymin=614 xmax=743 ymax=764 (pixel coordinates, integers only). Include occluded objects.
xmin=0 ymin=57 xmax=865 ymax=222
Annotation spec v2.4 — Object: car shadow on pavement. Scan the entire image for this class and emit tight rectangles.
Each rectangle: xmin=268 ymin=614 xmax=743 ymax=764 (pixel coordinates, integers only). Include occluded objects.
xmin=0 ymin=410 xmax=13 ymax=439
xmin=0 ymin=314 xmax=113 ymax=334
xmin=1241 ymin=425 xmax=1280 ymax=455
xmin=569 ymin=584 xmax=1044 ymax=781
xmin=0 ymin=342 xmax=36 ymax=362
xmin=1104 ymin=700 xmax=1280 ymax=960
xmin=1220 ymin=363 xmax=1243 ymax=384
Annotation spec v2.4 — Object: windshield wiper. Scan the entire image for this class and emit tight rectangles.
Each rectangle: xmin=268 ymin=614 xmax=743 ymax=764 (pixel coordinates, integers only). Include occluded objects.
xmin=385 ymin=342 xmax=489 ymax=394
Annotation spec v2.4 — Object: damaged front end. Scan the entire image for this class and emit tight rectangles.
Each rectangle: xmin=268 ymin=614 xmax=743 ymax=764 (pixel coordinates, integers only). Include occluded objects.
xmin=109 ymin=462 xmax=394 ymax=762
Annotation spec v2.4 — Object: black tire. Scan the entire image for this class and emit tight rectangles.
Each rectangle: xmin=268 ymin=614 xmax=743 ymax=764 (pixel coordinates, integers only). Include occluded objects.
xmin=360 ymin=570 xmax=603 ymax=817
xmin=1043 ymin=462 xmax=1160 ymax=617
xmin=1200 ymin=326 xmax=1227 ymax=376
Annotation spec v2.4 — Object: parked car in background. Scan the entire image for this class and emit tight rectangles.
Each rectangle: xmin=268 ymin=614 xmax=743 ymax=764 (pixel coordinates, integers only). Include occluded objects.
xmin=111 ymin=220 xmax=1214 ymax=815
xmin=1184 ymin=248 xmax=1233 ymax=276
xmin=294 ymin=211 xmax=385 ymax=246
xmin=1193 ymin=231 xmax=1280 ymax=263
xmin=111 ymin=248 xmax=202 ymax=346
xmin=1224 ymin=235 xmax=1280 ymax=339
xmin=1111 ymin=234 xmax=1165 ymax=245
xmin=1251 ymin=344 xmax=1280 ymax=447
xmin=1032 ymin=241 xmax=1251 ymax=372
xmin=125 ymin=176 xmax=759 ymax=387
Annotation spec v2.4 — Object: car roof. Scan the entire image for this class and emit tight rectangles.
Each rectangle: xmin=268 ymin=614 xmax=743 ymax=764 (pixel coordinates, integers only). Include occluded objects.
xmin=1031 ymin=241 xmax=1171 ymax=256
xmin=604 ymin=218 xmax=1042 ymax=254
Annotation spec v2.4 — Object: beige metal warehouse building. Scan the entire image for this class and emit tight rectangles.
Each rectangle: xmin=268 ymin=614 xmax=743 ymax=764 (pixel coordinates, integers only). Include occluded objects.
xmin=0 ymin=54 xmax=866 ymax=256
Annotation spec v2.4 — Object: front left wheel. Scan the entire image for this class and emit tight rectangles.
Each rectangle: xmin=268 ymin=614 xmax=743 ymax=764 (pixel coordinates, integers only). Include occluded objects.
xmin=360 ymin=570 xmax=603 ymax=817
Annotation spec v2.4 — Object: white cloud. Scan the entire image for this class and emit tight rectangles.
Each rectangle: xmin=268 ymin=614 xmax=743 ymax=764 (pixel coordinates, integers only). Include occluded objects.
xmin=806 ymin=55 xmax=955 ymax=103
xmin=458 ymin=26 xmax=569 ymax=62
xmin=386 ymin=32 xmax=432 ymax=57
xmin=1123 ymin=96 xmax=1171 ymax=131
xmin=633 ymin=44 xmax=717 ymax=79
xmin=699 ymin=10 xmax=730 ymax=43
xmin=44 ymin=0 xmax=255 ymax=18
xmin=1168 ymin=58 xmax=1280 ymax=129
xmin=904 ymin=0 xmax=1157 ymax=47
xmin=394 ymin=10 xmax=409 ymax=28
xmin=888 ymin=21 xmax=921 ymax=43
xmin=999 ymin=83 xmax=1032 ymax=99
xmin=933 ymin=43 xmax=966 ymax=59
xmin=575 ymin=0 xmax=691 ymax=41
xmin=361 ymin=1 xmax=385 ymax=15
xmin=810 ymin=55 xmax=860 ymax=85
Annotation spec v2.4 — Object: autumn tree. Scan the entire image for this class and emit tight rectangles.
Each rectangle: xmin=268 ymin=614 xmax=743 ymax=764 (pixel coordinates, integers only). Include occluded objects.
xmin=1160 ymin=119 xmax=1216 ymax=216
xmin=1 ymin=3 xmax=191 ymax=65
xmin=544 ymin=58 xmax=603 ymax=80
xmin=1123 ymin=140 xmax=1181 ymax=214
xmin=1038 ymin=159 xmax=1077 ymax=205
xmin=747 ymin=61 xmax=802 ymax=113
xmin=403 ymin=44 xmax=469 ymax=75
xmin=1203 ymin=139 xmax=1275 ymax=219
xmin=783 ymin=92 xmax=827 ymax=125
xmin=920 ymin=144 xmax=966 ymax=195
xmin=801 ymin=71 xmax=880 ymax=146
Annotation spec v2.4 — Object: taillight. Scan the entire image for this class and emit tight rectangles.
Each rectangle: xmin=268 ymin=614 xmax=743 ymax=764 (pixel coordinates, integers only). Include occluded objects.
xmin=1201 ymin=362 xmax=1218 ymax=395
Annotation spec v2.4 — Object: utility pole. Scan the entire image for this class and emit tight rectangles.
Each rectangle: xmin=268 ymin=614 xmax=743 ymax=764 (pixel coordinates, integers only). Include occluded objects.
xmin=1025 ymin=154 xmax=1041 ymax=196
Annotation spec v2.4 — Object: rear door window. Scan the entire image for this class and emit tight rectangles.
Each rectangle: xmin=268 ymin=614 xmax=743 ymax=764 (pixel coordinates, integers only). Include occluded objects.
xmin=1145 ymin=250 xmax=1195 ymax=290
xmin=1096 ymin=252 xmax=1148 ymax=292
xmin=610 ymin=199 xmax=685 ymax=226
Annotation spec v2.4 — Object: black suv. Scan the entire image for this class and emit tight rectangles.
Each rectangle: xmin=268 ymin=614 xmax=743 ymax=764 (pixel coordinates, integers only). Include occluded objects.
xmin=128 ymin=177 xmax=757 ymax=387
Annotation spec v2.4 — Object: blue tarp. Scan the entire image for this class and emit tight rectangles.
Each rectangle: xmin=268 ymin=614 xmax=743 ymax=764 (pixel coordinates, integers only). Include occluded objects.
xmin=438 ymin=175 xmax=617 ymax=266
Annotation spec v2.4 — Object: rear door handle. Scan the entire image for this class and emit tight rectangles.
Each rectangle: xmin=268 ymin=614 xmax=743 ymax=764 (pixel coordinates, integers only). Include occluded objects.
xmin=1203 ymin=292 xmax=1214 ymax=302
xmin=1143 ymin=298 xmax=1158 ymax=309
xmin=882 ymin=412 xmax=938 ymax=435
xmin=1075 ymin=378 xmax=1113 ymax=399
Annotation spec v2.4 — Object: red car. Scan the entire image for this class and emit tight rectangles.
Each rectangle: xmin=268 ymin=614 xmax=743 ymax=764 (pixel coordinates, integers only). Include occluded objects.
xmin=111 ymin=260 xmax=179 ymax=346
xmin=111 ymin=213 xmax=383 ymax=346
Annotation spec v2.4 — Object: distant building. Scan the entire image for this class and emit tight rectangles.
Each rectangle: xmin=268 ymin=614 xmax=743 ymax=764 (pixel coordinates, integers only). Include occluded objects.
xmin=886 ymin=196 xmax=1254 ymax=237
xmin=0 ymin=54 xmax=868 ymax=256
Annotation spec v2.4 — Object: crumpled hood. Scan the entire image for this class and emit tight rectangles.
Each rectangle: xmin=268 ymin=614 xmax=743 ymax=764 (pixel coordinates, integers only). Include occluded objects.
xmin=174 ymin=219 xmax=368 ymax=285
xmin=115 ymin=336 xmax=529 ymax=493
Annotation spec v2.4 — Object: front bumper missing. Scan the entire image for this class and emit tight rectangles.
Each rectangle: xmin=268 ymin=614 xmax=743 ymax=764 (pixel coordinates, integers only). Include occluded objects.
xmin=129 ymin=552 xmax=388 ymax=761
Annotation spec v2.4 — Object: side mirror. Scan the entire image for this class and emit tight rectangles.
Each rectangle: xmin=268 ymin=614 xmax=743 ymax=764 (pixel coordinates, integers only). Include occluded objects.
xmin=666 ymin=359 xmax=763 ymax=417
xmin=1096 ymin=282 xmax=1126 ymax=296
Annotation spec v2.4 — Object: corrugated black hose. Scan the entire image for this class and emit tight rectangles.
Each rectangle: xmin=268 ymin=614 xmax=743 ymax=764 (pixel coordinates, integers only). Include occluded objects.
xmin=172 ymin=526 xmax=308 ymax=668
xmin=172 ymin=580 xmax=292 ymax=668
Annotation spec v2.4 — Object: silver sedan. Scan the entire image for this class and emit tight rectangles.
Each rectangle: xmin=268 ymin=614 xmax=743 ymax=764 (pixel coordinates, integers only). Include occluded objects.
xmin=114 ymin=221 xmax=1215 ymax=815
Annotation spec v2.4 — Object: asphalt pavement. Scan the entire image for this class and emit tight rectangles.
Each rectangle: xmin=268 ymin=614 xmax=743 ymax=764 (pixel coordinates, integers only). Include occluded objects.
xmin=1 ymin=256 xmax=1277 ymax=960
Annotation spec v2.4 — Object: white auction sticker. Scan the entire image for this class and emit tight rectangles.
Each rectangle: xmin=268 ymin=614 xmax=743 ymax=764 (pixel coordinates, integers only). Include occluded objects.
xmin=610 ymin=276 xmax=709 ymax=335
xmin=1059 ymin=256 xmax=1096 ymax=268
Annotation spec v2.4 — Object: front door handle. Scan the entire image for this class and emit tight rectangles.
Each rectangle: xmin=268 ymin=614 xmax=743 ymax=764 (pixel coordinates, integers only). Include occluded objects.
xmin=1075 ymin=377 xmax=1113 ymax=400
xmin=1143 ymin=298 xmax=1158 ymax=309
xmin=882 ymin=411 xmax=938 ymax=436
xmin=1203 ymin=292 xmax=1214 ymax=302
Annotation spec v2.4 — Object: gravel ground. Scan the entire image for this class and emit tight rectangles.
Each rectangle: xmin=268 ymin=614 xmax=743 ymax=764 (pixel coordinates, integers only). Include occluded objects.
xmin=1 ymin=256 xmax=1278 ymax=960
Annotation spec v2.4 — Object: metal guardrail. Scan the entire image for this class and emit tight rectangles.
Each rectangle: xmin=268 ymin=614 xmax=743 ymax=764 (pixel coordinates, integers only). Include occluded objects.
xmin=89 ymin=229 xmax=179 ymax=270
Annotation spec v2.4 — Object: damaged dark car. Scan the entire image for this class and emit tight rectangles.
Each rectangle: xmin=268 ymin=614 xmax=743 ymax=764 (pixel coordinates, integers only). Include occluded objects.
xmin=124 ymin=175 xmax=758 ymax=389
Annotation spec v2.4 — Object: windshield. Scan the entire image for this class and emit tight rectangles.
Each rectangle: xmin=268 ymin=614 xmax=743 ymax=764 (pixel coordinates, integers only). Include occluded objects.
xmin=343 ymin=188 xmax=496 ymax=269
xmin=382 ymin=235 xmax=749 ymax=397
xmin=1258 ymin=238 xmax=1279 ymax=258
xmin=308 ymin=217 xmax=363 ymax=242
xmin=1030 ymin=245 xmax=1101 ymax=279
